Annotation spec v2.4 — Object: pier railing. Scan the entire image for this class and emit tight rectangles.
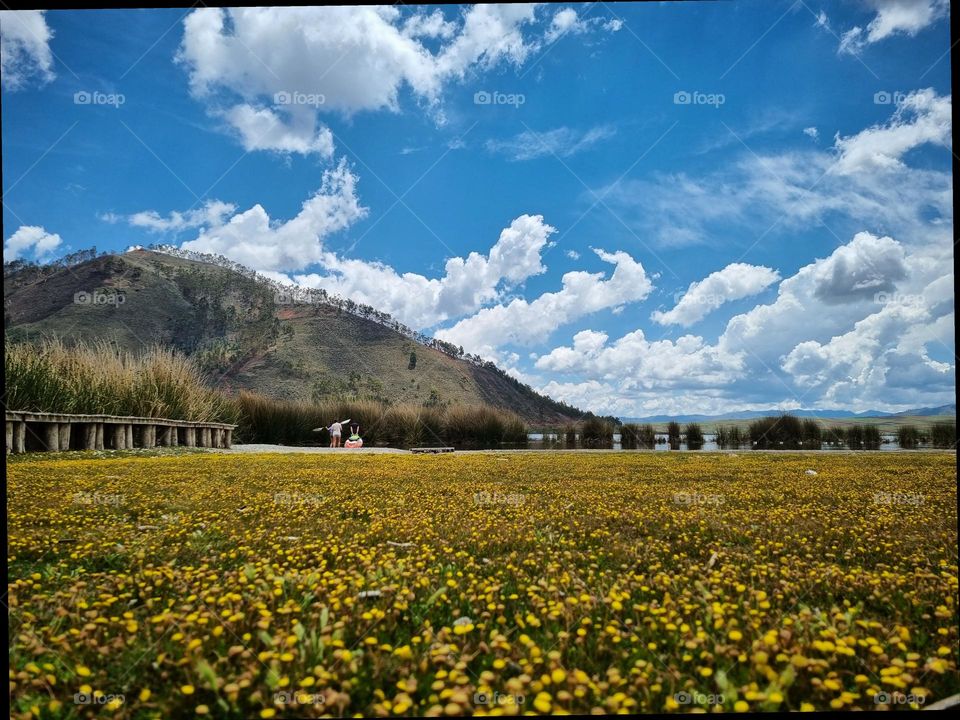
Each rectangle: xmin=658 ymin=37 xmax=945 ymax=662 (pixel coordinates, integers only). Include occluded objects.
xmin=5 ymin=411 xmax=235 ymax=454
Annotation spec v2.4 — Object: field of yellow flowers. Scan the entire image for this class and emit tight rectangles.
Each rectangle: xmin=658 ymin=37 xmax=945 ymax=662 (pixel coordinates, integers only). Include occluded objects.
xmin=8 ymin=451 xmax=958 ymax=717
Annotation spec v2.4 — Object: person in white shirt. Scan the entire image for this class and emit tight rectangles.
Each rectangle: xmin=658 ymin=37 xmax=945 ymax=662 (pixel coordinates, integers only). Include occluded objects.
xmin=315 ymin=418 xmax=350 ymax=447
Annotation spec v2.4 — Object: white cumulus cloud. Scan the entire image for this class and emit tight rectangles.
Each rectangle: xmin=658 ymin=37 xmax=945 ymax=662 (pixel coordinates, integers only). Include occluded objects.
xmin=651 ymin=263 xmax=781 ymax=327
xmin=0 ymin=10 xmax=55 ymax=91
xmin=293 ymin=214 xmax=557 ymax=328
xmin=832 ymin=88 xmax=951 ymax=175
xmin=177 ymin=5 xmax=543 ymax=156
xmin=4 ymin=225 xmax=62 ymax=261
xmin=180 ymin=158 xmax=367 ymax=271
xmin=839 ymin=0 xmax=948 ymax=55
xmin=435 ymin=248 xmax=654 ymax=357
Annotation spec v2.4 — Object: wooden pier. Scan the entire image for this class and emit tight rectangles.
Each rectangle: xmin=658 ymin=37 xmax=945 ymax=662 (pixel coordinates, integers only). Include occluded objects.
xmin=5 ymin=411 xmax=236 ymax=454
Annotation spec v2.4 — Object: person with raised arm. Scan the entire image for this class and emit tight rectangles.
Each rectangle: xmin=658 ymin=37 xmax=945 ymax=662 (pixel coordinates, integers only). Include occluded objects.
xmin=313 ymin=418 xmax=350 ymax=448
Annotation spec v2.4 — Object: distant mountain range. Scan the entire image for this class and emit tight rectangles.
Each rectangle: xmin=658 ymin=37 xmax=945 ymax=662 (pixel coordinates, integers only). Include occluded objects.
xmin=624 ymin=405 xmax=956 ymax=424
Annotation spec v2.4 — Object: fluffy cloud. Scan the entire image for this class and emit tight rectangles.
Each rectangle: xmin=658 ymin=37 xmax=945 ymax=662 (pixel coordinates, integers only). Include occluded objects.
xmin=4 ymin=225 xmax=62 ymax=260
xmin=832 ymin=88 xmax=951 ymax=175
xmin=718 ymin=231 xmax=953 ymax=409
xmin=0 ymin=10 xmax=55 ymax=91
xmin=180 ymin=158 xmax=367 ymax=271
xmin=293 ymin=214 xmax=557 ymax=328
xmin=177 ymin=5 xmax=548 ymax=155
xmin=402 ymin=9 xmax=458 ymax=40
xmin=651 ymin=263 xmax=780 ymax=327
xmin=435 ymin=248 xmax=654 ymax=357
xmin=531 ymin=228 xmax=953 ymax=416
xmin=544 ymin=6 xmax=623 ymax=42
xmin=720 ymin=233 xmax=913 ymax=358
xmin=839 ymin=0 xmax=948 ymax=55
xmin=781 ymin=273 xmax=954 ymax=405
xmin=536 ymin=328 xmax=744 ymax=387
xmin=221 ymin=105 xmax=334 ymax=157
xmin=808 ymin=232 xmax=907 ymax=304
xmin=485 ymin=125 xmax=616 ymax=161
xmin=120 ymin=200 xmax=239 ymax=233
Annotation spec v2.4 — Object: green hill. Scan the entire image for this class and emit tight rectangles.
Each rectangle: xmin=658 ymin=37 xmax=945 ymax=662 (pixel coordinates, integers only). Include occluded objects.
xmin=4 ymin=249 xmax=583 ymax=424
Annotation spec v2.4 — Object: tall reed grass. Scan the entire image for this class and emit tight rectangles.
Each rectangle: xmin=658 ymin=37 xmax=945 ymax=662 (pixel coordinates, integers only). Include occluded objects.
xmin=235 ymin=392 xmax=528 ymax=448
xmin=749 ymin=415 xmax=804 ymax=449
xmin=897 ymin=425 xmax=921 ymax=449
xmin=930 ymin=421 xmax=956 ymax=449
xmin=5 ymin=338 xmax=236 ymax=422
xmin=666 ymin=421 xmax=681 ymax=449
xmin=620 ymin=423 xmax=655 ymax=449
xmin=862 ymin=425 xmax=882 ymax=450
xmin=684 ymin=423 xmax=704 ymax=450
xmin=715 ymin=425 xmax=745 ymax=448
xmin=580 ymin=416 xmax=614 ymax=448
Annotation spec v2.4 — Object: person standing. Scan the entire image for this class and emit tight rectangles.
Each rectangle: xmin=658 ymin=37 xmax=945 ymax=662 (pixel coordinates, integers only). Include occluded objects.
xmin=315 ymin=418 xmax=350 ymax=448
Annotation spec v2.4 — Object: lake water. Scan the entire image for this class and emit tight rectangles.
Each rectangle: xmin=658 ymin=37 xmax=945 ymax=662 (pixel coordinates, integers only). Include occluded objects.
xmin=526 ymin=433 xmax=917 ymax=451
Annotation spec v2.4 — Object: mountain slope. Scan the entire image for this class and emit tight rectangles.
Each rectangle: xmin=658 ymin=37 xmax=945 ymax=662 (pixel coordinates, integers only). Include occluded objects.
xmin=4 ymin=249 xmax=582 ymax=423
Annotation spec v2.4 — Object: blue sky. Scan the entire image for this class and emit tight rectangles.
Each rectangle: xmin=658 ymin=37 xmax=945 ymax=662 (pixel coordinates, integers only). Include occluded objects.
xmin=2 ymin=2 xmax=954 ymax=417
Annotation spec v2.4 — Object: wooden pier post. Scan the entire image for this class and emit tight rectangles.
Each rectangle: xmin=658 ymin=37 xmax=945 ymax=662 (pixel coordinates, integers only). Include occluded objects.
xmin=112 ymin=424 xmax=126 ymax=450
xmin=225 ymin=429 xmax=233 ymax=448
xmin=95 ymin=423 xmax=104 ymax=450
xmin=184 ymin=427 xmax=196 ymax=447
xmin=43 ymin=423 xmax=60 ymax=452
xmin=6 ymin=422 xmax=12 ymax=454
xmin=14 ymin=422 xmax=26 ymax=454
xmin=59 ymin=423 xmax=72 ymax=452
xmin=125 ymin=424 xmax=134 ymax=449
xmin=84 ymin=423 xmax=97 ymax=450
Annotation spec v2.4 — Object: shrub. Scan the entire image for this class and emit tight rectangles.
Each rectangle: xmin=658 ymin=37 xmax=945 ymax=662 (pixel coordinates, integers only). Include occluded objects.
xmin=619 ymin=423 xmax=640 ymax=450
xmin=846 ymin=425 xmax=863 ymax=450
xmin=620 ymin=423 xmax=655 ymax=449
xmin=563 ymin=423 xmax=577 ymax=448
xmin=581 ymin=417 xmax=614 ymax=448
xmin=666 ymin=421 xmax=681 ymax=449
xmin=715 ymin=425 xmax=745 ymax=449
xmin=749 ymin=415 xmax=804 ymax=449
xmin=801 ymin=419 xmax=822 ymax=449
xmin=823 ymin=426 xmax=846 ymax=445
xmin=863 ymin=425 xmax=881 ymax=450
xmin=897 ymin=425 xmax=920 ymax=449
xmin=638 ymin=424 xmax=656 ymax=448
xmin=930 ymin=422 xmax=956 ymax=449
xmin=684 ymin=423 xmax=704 ymax=450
